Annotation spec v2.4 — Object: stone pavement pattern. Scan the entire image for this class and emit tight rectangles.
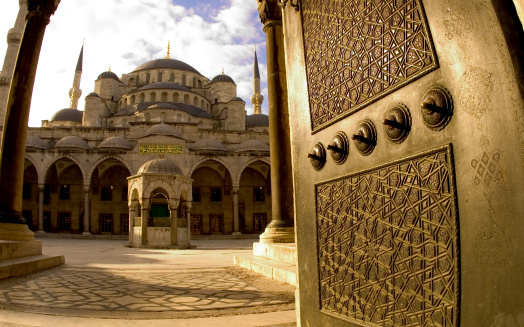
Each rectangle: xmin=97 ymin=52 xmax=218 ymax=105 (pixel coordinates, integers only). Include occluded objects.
xmin=0 ymin=238 xmax=296 ymax=326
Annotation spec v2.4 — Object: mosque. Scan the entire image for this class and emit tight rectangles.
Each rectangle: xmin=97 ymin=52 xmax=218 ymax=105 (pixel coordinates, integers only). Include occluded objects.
xmin=7 ymin=38 xmax=271 ymax=241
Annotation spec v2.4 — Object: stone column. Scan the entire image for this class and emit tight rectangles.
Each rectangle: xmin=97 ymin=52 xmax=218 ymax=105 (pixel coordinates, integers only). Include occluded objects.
xmin=141 ymin=199 xmax=149 ymax=246
xmin=37 ymin=184 xmax=44 ymax=233
xmin=82 ymin=186 xmax=91 ymax=235
xmin=128 ymin=204 xmax=136 ymax=245
xmin=170 ymin=199 xmax=179 ymax=246
xmin=232 ymin=186 xmax=241 ymax=235
xmin=185 ymin=202 xmax=192 ymax=247
xmin=257 ymin=0 xmax=295 ymax=243
xmin=0 ymin=0 xmax=60 ymax=242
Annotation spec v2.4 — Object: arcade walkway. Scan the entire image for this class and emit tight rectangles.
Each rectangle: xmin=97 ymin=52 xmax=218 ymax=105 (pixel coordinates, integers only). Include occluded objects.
xmin=0 ymin=238 xmax=296 ymax=327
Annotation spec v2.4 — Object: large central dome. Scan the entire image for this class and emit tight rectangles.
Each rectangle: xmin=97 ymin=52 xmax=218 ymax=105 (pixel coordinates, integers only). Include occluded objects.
xmin=133 ymin=58 xmax=201 ymax=75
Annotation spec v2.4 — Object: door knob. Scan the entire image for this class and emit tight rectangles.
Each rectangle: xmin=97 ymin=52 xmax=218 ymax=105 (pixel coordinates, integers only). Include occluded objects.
xmin=353 ymin=120 xmax=377 ymax=156
xmin=421 ymin=86 xmax=453 ymax=130
xmin=383 ymin=104 xmax=411 ymax=143
xmin=308 ymin=143 xmax=326 ymax=170
xmin=327 ymin=132 xmax=349 ymax=164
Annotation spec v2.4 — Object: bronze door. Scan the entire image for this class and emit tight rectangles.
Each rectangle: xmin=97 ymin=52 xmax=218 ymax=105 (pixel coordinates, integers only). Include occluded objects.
xmin=282 ymin=0 xmax=524 ymax=326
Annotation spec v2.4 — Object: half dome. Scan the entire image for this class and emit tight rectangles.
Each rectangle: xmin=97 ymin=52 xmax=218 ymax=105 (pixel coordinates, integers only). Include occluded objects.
xmin=26 ymin=135 xmax=48 ymax=150
xmin=192 ymin=139 xmax=227 ymax=152
xmin=245 ymin=114 xmax=269 ymax=127
xmin=98 ymin=137 xmax=134 ymax=150
xmin=97 ymin=71 xmax=120 ymax=82
xmin=51 ymin=108 xmax=83 ymax=123
xmin=142 ymin=122 xmax=183 ymax=139
xmin=138 ymin=158 xmax=182 ymax=175
xmin=235 ymin=140 xmax=269 ymax=153
xmin=211 ymin=74 xmax=235 ymax=84
xmin=55 ymin=136 xmax=90 ymax=150
xmin=133 ymin=59 xmax=200 ymax=75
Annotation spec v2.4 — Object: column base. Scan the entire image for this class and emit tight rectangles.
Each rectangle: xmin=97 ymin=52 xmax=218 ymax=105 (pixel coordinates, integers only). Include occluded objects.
xmin=259 ymin=226 xmax=295 ymax=244
xmin=232 ymin=232 xmax=242 ymax=236
xmin=36 ymin=230 xmax=45 ymax=234
xmin=82 ymin=232 xmax=92 ymax=236
xmin=0 ymin=223 xmax=35 ymax=241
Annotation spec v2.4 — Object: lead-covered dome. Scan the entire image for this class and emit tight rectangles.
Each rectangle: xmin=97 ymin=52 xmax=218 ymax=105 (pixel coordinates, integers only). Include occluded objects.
xmin=235 ymin=140 xmax=269 ymax=153
xmin=138 ymin=158 xmax=182 ymax=175
xmin=211 ymin=74 xmax=235 ymax=84
xmin=55 ymin=136 xmax=90 ymax=150
xmin=142 ymin=122 xmax=183 ymax=139
xmin=191 ymin=139 xmax=227 ymax=152
xmin=133 ymin=59 xmax=200 ymax=74
xmin=245 ymin=114 xmax=269 ymax=127
xmin=98 ymin=137 xmax=134 ymax=150
xmin=51 ymin=108 xmax=83 ymax=123
xmin=26 ymin=135 xmax=48 ymax=150
xmin=97 ymin=71 xmax=120 ymax=82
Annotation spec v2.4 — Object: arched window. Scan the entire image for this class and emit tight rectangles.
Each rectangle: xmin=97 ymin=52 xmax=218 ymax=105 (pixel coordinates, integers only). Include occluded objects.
xmin=158 ymin=72 xmax=163 ymax=82
xmin=140 ymin=93 xmax=145 ymax=103
xmin=145 ymin=113 xmax=150 ymax=122
xmin=201 ymin=100 xmax=205 ymax=109
xmin=193 ymin=77 xmax=197 ymax=87
xmin=207 ymin=103 xmax=209 ymax=111
xmin=128 ymin=78 xmax=135 ymax=86
xmin=169 ymin=73 xmax=175 ymax=82
xmin=184 ymin=94 xmax=189 ymax=105
xmin=136 ymin=75 xmax=140 ymax=86
xmin=198 ymin=80 xmax=202 ymax=88
xmin=161 ymin=112 xmax=166 ymax=122
xmin=182 ymin=74 xmax=186 ymax=86
xmin=193 ymin=97 xmax=198 ymax=106
xmin=198 ymin=121 xmax=203 ymax=128
xmin=122 ymin=119 xmax=127 ymax=127
xmin=109 ymin=121 xmax=114 ymax=128
xmin=150 ymin=92 xmax=156 ymax=102
xmin=146 ymin=73 xmax=150 ymax=84
xmin=131 ymin=95 xmax=136 ymax=105
xmin=173 ymin=92 xmax=179 ymax=103
xmin=176 ymin=114 xmax=181 ymax=122
xmin=161 ymin=92 xmax=168 ymax=102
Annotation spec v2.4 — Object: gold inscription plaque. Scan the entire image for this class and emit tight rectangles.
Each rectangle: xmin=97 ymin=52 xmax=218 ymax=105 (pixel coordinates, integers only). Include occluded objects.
xmin=302 ymin=0 xmax=438 ymax=132
xmin=139 ymin=144 xmax=183 ymax=155
xmin=316 ymin=145 xmax=459 ymax=326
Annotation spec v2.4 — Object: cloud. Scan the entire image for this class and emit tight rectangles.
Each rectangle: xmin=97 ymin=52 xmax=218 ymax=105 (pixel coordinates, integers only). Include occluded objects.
xmin=0 ymin=0 xmax=268 ymax=126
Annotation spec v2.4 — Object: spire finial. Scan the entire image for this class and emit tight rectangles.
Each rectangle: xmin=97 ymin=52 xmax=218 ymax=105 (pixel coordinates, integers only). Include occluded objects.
xmin=108 ymin=65 xmax=111 ymax=72
xmin=165 ymin=41 xmax=171 ymax=59
xmin=222 ymin=68 xmax=224 ymax=75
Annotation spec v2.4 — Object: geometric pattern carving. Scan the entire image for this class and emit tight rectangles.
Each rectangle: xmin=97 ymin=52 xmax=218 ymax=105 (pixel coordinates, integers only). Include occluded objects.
xmin=316 ymin=145 xmax=459 ymax=326
xmin=302 ymin=0 xmax=438 ymax=132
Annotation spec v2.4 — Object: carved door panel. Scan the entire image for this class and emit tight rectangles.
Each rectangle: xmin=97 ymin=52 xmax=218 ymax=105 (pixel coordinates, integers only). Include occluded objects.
xmin=282 ymin=0 xmax=524 ymax=326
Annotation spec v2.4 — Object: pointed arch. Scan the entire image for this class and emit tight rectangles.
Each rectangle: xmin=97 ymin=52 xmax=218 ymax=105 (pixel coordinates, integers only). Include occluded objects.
xmin=187 ymin=157 xmax=234 ymax=180
xmin=87 ymin=155 xmax=133 ymax=181
xmin=235 ymin=157 xmax=271 ymax=186
xmin=41 ymin=154 xmax=88 ymax=186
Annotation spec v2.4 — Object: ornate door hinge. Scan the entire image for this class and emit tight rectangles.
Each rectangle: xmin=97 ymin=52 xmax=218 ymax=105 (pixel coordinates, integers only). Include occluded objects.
xmin=278 ymin=0 xmax=300 ymax=11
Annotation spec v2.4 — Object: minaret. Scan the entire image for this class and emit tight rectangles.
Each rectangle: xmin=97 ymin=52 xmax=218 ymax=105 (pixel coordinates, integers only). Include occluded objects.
xmin=0 ymin=0 xmax=28 ymax=126
xmin=69 ymin=43 xmax=83 ymax=109
xmin=250 ymin=47 xmax=263 ymax=115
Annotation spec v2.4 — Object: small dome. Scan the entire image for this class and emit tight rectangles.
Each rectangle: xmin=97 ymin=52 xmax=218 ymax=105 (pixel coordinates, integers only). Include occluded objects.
xmin=211 ymin=74 xmax=235 ymax=84
xmin=98 ymin=137 xmax=134 ymax=150
xmin=230 ymin=97 xmax=245 ymax=102
xmin=26 ymin=135 xmax=48 ymax=150
xmin=86 ymin=92 xmax=100 ymax=98
xmin=133 ymin=59 xmax=201 ymax=74
xmin=51 ymin=108 xmax=83 ymax=123
xmin=246 ymin=114 xmax=269 ymax=127
xmin=55 ymin=136 xmax=90 ymax=150
xmin=138 ymin=82 xmax=190 ymax=92
xmin=142 ymin=122 xmax=183 ymax=139
xmin=97 ymin=71 xmax=120 ymax=82
xmin=138 ymin=158 xmax=182 ymax=175
xmin=236 ymin=140 xmax=269 ymax=153
xmin=192 ymin=139 xmax=227 ymax=152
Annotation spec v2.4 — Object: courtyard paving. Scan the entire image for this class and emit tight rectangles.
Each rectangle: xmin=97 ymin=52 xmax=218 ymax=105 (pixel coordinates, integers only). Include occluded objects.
xmin=0 ymin=237 xmax=296 ymax=326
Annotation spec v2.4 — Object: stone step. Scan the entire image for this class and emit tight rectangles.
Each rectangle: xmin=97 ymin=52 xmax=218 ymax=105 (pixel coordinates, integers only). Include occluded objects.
xmin=0 ymin=254 xmax=65 ymax=279
xmin=253 ymin=242 xmax=297 ymax=265
xmin=0 ymin=240 xmax=42 ymax=261
xmin=233 ymin=254 xmax=297 ymax=287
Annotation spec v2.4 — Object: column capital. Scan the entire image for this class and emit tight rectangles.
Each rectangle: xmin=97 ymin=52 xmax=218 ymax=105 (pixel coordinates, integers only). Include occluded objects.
xmin=38 ymin=184 xmax=45 ymax=191
xmin=257 ymin=0 xmax=282 ymax=24
xmin=185 ymin=202 xmax=192 ymax=211
xmin=26 ymin=0 xmax=60 ymax=21
xmin=169 ymin=198 xmax=180 ymax=210
xmin=232 ymin=186 xmax=240 ymax=194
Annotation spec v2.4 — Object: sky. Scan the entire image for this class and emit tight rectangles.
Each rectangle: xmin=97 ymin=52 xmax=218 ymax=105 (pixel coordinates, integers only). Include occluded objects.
xmin=0 ymin=0 xmax=268 ymax=127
